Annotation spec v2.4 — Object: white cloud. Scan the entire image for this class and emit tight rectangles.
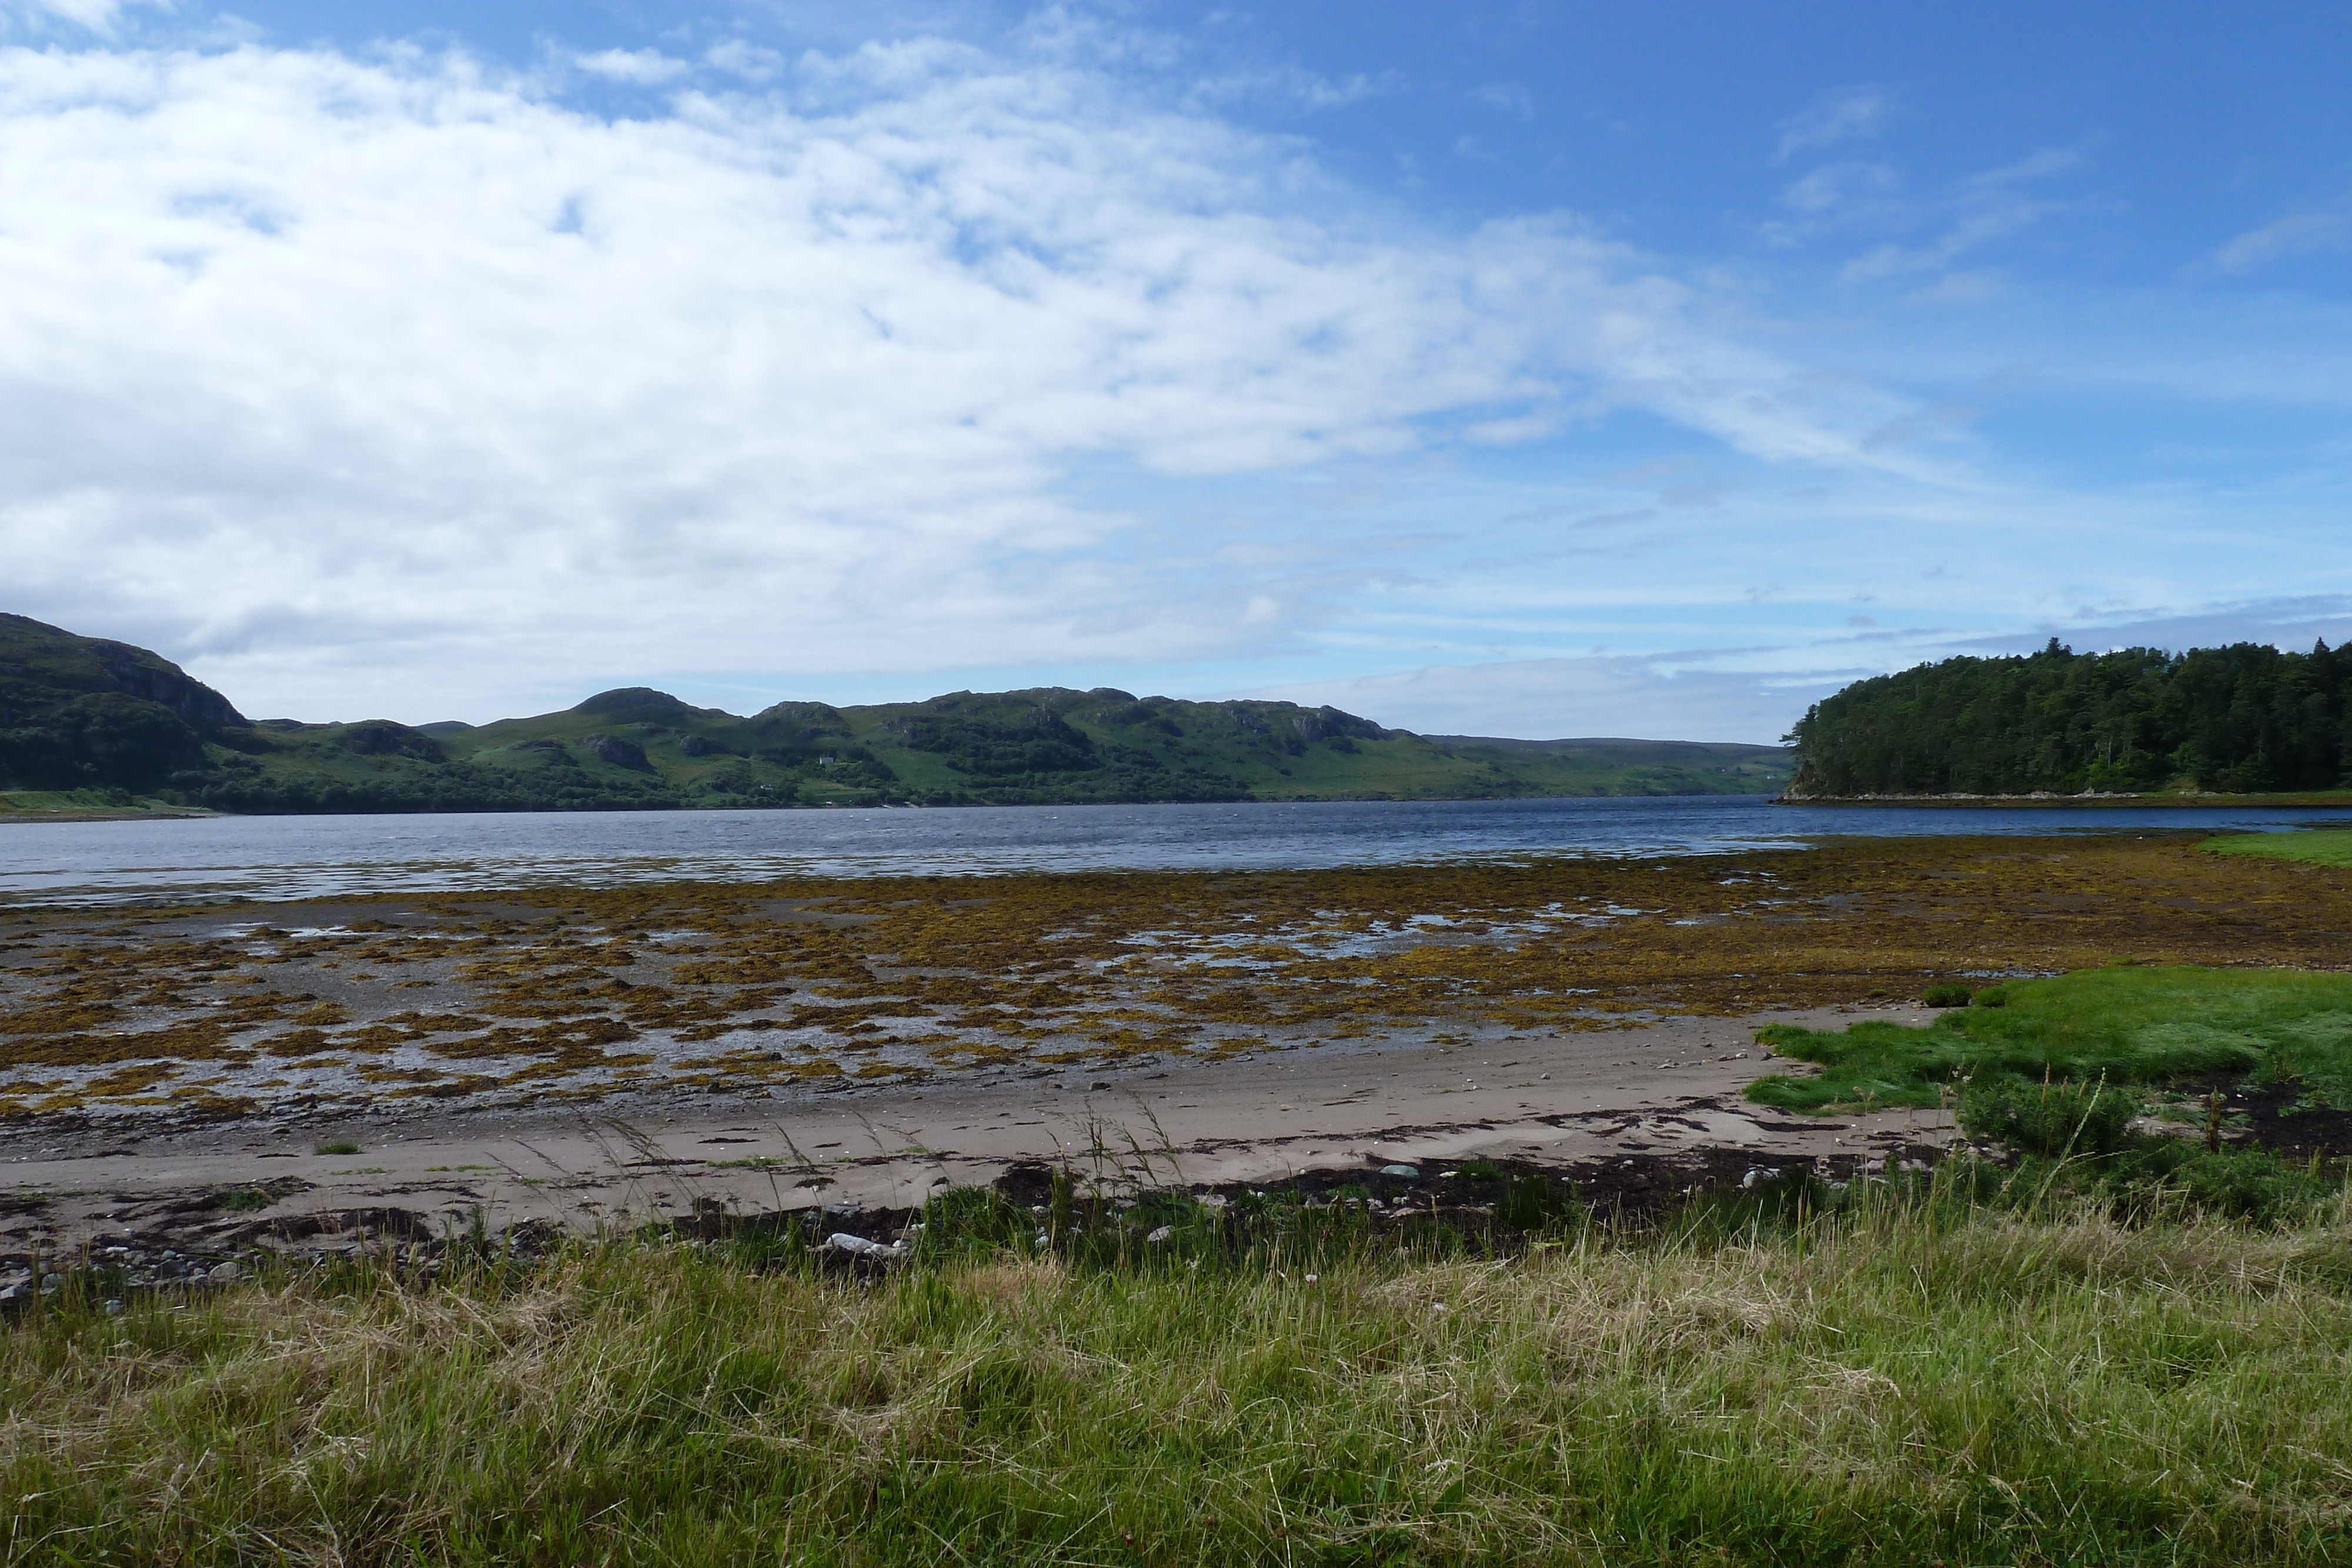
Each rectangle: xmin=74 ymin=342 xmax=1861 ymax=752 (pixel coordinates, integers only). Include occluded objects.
xmin=1774 ymin=86 xmax=1893 ymax=162
xmin=1249 ymin=591 xmax=2352 ymax=744
xmin=1778 ymin=160 xmax=1897 ymax=217
xmin=1837 ymin=146 xmax=2084 ymax=282
xmin=1185 ymin=61 xmax=1392 ymax=112
xmin=1469 ymin=81 xmax=1533 ymax=118
xmin=0 ymin=0 xmax=162 ymax=34
xmin=2206 ymin=211 xmax=2348 ymax=275
xmin=0 ymin=33 xmax=1939 ymax=721
xmin=704 ymin=39 xmax=786 ymax=82
xmin=574 ymin=48 xmax=692 ymax=85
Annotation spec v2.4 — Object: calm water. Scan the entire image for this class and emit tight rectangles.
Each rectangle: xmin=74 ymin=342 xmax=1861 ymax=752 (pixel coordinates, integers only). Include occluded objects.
xmin=5 ymin=796 xmax=2351 ymax=908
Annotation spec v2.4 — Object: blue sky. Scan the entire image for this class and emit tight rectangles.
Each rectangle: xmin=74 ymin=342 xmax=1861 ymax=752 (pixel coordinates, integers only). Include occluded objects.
xmin=1 ymin=0 xmax=2346 ymax=739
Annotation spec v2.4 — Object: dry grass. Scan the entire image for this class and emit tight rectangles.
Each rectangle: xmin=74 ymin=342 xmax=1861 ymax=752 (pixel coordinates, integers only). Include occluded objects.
xmin=8 ymin=1187 xmax=2352 ymax=1565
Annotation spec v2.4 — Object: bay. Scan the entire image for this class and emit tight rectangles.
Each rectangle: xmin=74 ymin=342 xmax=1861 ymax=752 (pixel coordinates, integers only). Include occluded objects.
xmin=6 ymin=795 xmax=2352 ymax=907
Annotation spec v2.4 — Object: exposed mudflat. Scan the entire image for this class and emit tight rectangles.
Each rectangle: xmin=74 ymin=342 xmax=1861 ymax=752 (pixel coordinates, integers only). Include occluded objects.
xmin=3 ymin=832 xmax=2346 ymax=1275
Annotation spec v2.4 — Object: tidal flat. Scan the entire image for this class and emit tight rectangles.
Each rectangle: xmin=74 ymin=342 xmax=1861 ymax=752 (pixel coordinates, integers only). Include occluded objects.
xmin=4 ymin=831 xmax=2347 ymax=1128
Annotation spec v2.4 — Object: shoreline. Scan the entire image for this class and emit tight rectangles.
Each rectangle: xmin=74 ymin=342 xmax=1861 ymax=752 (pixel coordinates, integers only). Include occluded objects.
xmin=7 ymin=832 xmax=2348 ymax=1265
xmin=1775 ymin=790 xmax=2352 ymax=809
xmin=0 ymin=1004 xmax=1951 ymax=1269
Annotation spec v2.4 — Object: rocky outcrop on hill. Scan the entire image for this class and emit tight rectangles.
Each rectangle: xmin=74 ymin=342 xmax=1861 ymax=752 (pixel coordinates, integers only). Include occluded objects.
xmin=580 ymin=733 xmax=654 ymax=771
xmin=0 ymin=614 xmax=249 ymax=788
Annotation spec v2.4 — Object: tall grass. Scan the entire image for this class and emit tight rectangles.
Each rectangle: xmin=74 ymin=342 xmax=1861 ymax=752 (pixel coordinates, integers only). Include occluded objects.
xmin=8 ymin=1177 xmax=2352 ymax=1565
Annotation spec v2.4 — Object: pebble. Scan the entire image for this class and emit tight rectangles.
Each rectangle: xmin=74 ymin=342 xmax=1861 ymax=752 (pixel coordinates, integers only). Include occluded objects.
xmin=1145 ymin=1225 xmax=1174 ymax=1243
xmin=208 ymin=1262 xmax=243 ymax=1283
xmin=1380 ymin=1164 xmax=1421 ymax=1178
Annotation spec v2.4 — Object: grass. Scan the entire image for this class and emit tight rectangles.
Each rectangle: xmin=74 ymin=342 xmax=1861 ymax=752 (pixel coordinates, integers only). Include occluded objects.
xmin=1747 ymin=965 xmax=2352 ymax=1114
xmin=0 ymin=788 xmax=192 ymax=816
xmin=7 ymin=1179 xmax=2352 ymax=1567
xmin=2206 ymin=828 xmax=2352 ymax=868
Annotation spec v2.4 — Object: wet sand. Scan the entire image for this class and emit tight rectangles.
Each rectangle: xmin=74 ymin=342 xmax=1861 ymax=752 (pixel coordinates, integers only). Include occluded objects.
xmin=3 ymin=1004 xmax=1956 ymax=1265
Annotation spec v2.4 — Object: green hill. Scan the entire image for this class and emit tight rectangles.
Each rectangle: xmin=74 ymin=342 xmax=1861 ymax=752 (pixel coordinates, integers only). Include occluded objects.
xmin=1 ymin=615 xmax=1790 ymax=813
xmin=0 ymin=613 xmax=249 ymax=797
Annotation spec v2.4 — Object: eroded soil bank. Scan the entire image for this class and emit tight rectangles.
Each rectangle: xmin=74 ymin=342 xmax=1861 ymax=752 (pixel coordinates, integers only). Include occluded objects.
xmin=4 ymin=831 xmax=2347 ymax=1272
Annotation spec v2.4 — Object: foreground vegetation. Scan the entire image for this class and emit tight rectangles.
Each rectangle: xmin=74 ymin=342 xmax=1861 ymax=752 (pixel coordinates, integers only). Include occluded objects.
xmin=1785 ymin=636 xmax=2352 ymax=796
xmin=7 ymin=1174 xmax=2352 ymax=1567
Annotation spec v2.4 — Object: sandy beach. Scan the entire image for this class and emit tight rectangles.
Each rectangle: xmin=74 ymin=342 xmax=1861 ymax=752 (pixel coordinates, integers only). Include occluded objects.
xmin=2 ymin=1002 xmax=1966 ymax=1263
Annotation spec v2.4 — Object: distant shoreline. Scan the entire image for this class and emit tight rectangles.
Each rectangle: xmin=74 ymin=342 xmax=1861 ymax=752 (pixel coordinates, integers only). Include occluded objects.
xmin=0 ymin=806 xmax=218 ymax=825
xmin=1775 ymin=791 xmax=2352 ymax=810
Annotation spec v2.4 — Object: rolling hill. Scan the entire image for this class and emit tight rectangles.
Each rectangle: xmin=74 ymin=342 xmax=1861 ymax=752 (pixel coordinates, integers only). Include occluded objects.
xmin=1 ymin=614 xmax=1791 ymax=813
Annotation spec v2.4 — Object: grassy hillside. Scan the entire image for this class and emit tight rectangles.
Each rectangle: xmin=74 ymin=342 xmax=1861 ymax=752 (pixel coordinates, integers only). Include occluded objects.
xmin=195 ymin=687 xmax=1789 ymax=811
xmin=1 ymin=615 xmax=1792 ymax=811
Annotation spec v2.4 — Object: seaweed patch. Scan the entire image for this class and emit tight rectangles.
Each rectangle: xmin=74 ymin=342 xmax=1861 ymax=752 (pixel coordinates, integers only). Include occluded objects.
xmin=1 ymin=834 xmax=2345 ymax=1125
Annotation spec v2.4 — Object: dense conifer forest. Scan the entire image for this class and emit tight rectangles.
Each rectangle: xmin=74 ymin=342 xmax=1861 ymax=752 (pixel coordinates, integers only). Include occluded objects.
xmin=1786 ymin=639 xmax=2352 ymax=796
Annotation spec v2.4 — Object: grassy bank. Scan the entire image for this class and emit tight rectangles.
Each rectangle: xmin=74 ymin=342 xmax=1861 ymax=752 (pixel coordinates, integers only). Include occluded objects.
xmin=8 ymin=1181 xmax=2352 ymax=1567
xmin=2207 ymin=828 xmax=2352 ymax=868
xmin=1748 ymin=965 xmax=2352 ymax=1115
xmin=0 ymin=788 xmax=209 ymax=820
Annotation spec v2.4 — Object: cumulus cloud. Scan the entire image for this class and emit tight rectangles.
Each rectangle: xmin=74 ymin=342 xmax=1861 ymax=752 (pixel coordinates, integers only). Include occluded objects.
xmin=574 ymin=48 xmax=693 ymax=85
xmin=0 ymin=32 xmax=1926 ymax=720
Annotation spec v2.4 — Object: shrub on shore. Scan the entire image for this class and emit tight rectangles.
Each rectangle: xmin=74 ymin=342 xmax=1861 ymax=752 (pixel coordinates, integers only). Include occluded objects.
xmin=1958 ymin=1075 xmax=2139 ymax=1157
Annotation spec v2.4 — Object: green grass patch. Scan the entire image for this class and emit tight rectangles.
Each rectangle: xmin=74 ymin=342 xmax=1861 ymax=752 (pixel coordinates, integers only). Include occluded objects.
xmin=9 ymin=1191 xmax=2352 ymax=1566
xmin=2205 ymin=828 xmax=2352 ymax=868
xmin=1748 ymin=965 xmax=2352 ymax=1114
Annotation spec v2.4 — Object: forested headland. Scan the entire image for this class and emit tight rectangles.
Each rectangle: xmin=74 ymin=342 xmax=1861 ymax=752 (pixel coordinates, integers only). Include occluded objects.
xmin=1785 ymin=638 xmax=2352 ymax=797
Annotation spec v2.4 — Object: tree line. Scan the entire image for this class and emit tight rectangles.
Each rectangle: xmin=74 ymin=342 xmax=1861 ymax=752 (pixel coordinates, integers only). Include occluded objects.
xmin=1786 ymin=639 xmax=2352 ymax=796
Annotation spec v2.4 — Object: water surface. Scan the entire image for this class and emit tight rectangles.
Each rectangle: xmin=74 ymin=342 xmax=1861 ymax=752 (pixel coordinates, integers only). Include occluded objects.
xmin=8 ymin=795 xmax=2350 ymax=908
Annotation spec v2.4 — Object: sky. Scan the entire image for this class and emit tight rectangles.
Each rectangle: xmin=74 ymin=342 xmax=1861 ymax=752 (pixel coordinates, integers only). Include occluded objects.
xmin=0 ymin=1 xmax=2346 ymax=741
